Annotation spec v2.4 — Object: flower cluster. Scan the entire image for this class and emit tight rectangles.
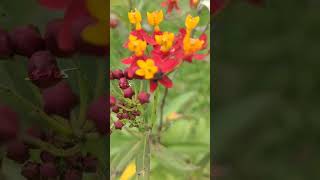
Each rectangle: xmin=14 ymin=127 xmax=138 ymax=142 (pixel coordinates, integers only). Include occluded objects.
xmin=123 ymin=9 xmax=208 ymax=92
xmin=110 ymin=8 xmax=208 ymax=131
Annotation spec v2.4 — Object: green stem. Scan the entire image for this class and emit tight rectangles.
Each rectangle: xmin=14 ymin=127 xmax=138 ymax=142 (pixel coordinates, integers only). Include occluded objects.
xmin=94 ymin=59 xmax=105 ymax=99
xmin=22 ymin=135 xmax=81 ymax=157
xmin=0 ymin=84 xmax=73 ymax=137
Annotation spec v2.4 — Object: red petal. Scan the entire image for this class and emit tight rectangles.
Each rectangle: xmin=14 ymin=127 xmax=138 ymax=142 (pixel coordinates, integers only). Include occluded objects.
xmin=193 ymin=54 xmax=207 ymax=61
xmin=122 ymin=56 xmax=134 ymax=64
xmin=150 ymin=81 xmax=158 ymax=93
xmin=161 ymin=1 xmax=168 ymax=7
xmin=37 ymin=0 xmax=71 ymax=9
xmin=160 ymin=60 xmax=179 ymax=73
xmin=159 ymin=75 xmax=173 ymax=88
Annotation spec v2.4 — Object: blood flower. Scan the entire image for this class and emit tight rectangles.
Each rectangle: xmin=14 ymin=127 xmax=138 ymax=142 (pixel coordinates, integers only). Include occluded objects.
xmin=147 ymin=10 xmax=164 ymax=33
xmin=161 ymin=0 xmax=180 ymax=14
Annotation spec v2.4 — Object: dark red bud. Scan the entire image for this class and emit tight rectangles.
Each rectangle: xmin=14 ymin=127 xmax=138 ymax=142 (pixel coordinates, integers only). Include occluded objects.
xmin=21 ymin=161 xmax=40 ymax=180
xmin=112 ymin=69 xmax=124 ymax=79
xmin=6 ymin=140 xmax=30 ymax=164
xmin=82 ymin=155 xmax=98 ymax=173
xmin=0 ymin=105 xmax=19 ymax=143
xmin=87 ymin=95 xmax=108 ymax=135
xmin=114 ymin=120 xmax=124 ymax=130
xmin=64 ymin=169 xmax=83 ymax=180
xmin=27 ymin=50 xmax=62 ymax=89
xmin=123 ymin=87 xmax=134 ymax=99
xmin=42 ymin=81 xmax=79 ymax=118
xmin=9 ymin=24 xmax=44 ymax=57
xmin=0 ymin=28 xmax=13 ymax=59
xmin=138 ymin=92 xmax=150 ymax=104
xmin=40 ymin=162 xmax=59 ymax=178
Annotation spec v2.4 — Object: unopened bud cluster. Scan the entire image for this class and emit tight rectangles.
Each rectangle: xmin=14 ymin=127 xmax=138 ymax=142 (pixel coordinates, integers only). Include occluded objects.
xmin=110 ymin=69 xmax=150 ymax=132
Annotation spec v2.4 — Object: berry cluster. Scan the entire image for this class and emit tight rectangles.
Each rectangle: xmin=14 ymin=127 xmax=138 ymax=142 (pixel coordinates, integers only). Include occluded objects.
xmin=110 ymin=69 xmax=150 ymax=132
xmin=8 ymin=130 xmax=98 ymax=180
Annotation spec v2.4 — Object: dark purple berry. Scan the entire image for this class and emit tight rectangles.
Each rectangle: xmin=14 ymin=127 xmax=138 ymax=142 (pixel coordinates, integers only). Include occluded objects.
xmin=0 ymin=28 xmax=13 ymax=58
xmin=122 ymin=113 xmax=129 ymax=119
xmin=40 ymin=162 xmax=59 ymax=178
xmin=21 ymin=161 xmax=40 ymax=180
xmin=9 ymin=25 xmax=44 ymax=57
xmin=6 ymin=140 xmax=30 ymax=163
xmin=0 ymin=105 xmax=19 ymax=143
xmin=40 ymin=151 xmax=56 ymax=162
xmin=42 ymin=81 xmax=79 ymax=118
xmin=82 ymin=154 xmax=98 ymax=173
xmin=119 ymin=77 xmax=129 ymax=89
xmin=27 ymin=50 xmax=62 ymax=89
xmin=87 ymin=95 xmax=108 ymax=135
xmin=64 ymin=169 xmax=82 ymax=180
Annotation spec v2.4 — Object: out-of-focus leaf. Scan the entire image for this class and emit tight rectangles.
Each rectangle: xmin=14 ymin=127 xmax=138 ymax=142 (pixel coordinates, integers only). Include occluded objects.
xmin=164 ymin=91 xmax=195 ymax=117
xmin=152 ymin=144 xmax=199 ymax=173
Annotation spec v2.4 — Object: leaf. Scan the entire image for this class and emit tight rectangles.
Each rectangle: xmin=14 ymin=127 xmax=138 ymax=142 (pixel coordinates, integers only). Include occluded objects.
xmin=152 ymin=144 xmax=199 ymax=173
xmin=164 ymin=92 xmax=196 ymax=117
xmin=113 ymin=140 xmax=142 ymax=178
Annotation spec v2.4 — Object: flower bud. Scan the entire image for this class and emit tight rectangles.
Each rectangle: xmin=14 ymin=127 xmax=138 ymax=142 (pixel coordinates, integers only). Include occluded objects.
xmin=64 ymin=169 xmax=83 ymax=180
xmin=82 ymin=154 xmax=98 ymax=173
xmin=0 ymin=28 xmax=13 ymax=59
xmin=138 ymin=92 xmax=150 ymax=104
xmin=44 ymin=19 xmax=75 ymax=57
xmin=40 ymin=151 xmax=56 ymax=163
xmin=6 ymin=140 xmax=30 ymax=164
xmin=27 ymin=50 xmax=62 ymax=89
xmin=119 ymin=77 xmax=129 ymax=89
xmin=0 ymin=105 xmax=19 ymax=143
xmin=111 ymin=105 xmax=119 ymax=113
xmin=110 ymin=96 xmax=116 ymax=106
xmin=87 ymin=95 xmax=108 ymax=135
xmin=112 ymin=69 xmax=124 ymax=79
xmin=21 ymin=161 xmax=40 ymax=180
xmin=123 ymin=87 xmax=134 ymax=99
xmin=114 ymin=120 xmax=124 ymax=130
xmin=42 ymin=81 xmax=79 ymax=118
xmin=40 ymin=162 xmax=59 ymax=178
xmin=9 ymin=25 xmax=44 ymax=57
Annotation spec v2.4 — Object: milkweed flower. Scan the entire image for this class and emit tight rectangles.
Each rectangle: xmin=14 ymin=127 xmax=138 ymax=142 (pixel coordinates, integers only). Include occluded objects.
xmin=155 ymin=32 xmax=175 ymax=53
xmin=161 ymin=0 xmax=180 ymax=14
xmin=147 ymin=10 xmax=164 ymax=33
xmin=135 ymin=59 xmax=159 ymax=80
xmin=127 ymin=35 xmax=147 ymax=57
xmin=185 ymin=14 xmax=200 ymax=32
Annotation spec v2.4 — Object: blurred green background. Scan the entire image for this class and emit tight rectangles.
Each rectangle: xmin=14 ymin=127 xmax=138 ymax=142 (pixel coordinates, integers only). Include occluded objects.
xmin=214 ymin=0 xmax=320 ymax=179
xmin=110 ymin=0 xmax=210 ymax=179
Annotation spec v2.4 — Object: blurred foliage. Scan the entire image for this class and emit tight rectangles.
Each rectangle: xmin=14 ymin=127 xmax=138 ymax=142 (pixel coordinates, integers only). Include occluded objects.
xmin=214 ymin=0 xmax=320 ymax=179
xmin=110 ymin=0 xmax=210 ymax=179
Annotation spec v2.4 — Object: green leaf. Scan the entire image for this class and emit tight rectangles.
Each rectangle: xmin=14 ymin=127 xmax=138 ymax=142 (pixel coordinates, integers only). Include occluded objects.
xmin=152 ymin=144 xmax=199 ymax=173
xmin=164 ymin=91 xmax=196 ymax=117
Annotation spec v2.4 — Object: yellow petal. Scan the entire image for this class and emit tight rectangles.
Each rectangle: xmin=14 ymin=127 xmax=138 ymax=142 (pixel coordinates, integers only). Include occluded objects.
xmin=145 ymin=72 xmax=154 ymax=79
xmin=81 ymin=22 xmax=108 ymax=46
xmin=137 ymin=60 xmax=146 ymax=68
xmin=135 ymin=69 xmax=145 ymax=76
xmin=146 ymin=59 xmax=154 ymax=66
xmin=86 ymin=0 xmax=107 ymax=21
